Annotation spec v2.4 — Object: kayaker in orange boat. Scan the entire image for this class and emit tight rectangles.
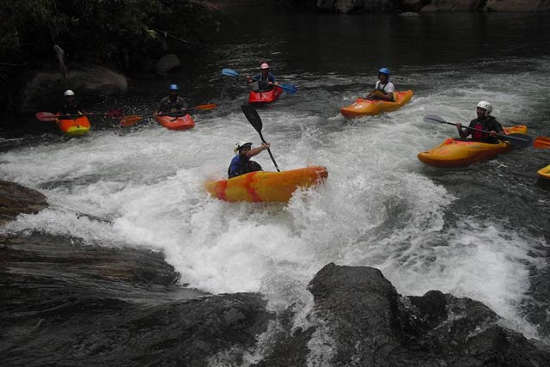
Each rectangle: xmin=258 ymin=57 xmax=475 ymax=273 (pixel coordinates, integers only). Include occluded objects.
xmin=57 ymin=89 xmax=83 ymax=117
xmin=366 ymin=67 xmax=395 ymax=101
xmin=456 ymin=101 xmax=505 ymax=144
xmin=228 ymin=141 xmax=270 ymax=178
xmin=247 ymin=62 xmax=278 ymax=92
xmin=157 ymin=84 xmax=187 ymax=115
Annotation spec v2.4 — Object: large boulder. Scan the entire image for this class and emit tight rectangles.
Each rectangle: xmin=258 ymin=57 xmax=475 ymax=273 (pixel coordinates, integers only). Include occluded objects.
xmin=19 ymin=65 xmax=128 ymax=113
xmin=305 ymin=263 xmax=550 ymax=366
xmin=1 ymin=231 xmax=272 ymax=367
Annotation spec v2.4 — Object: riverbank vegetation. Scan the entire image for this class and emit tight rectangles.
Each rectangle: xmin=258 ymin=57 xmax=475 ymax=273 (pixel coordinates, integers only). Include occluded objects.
xmin=0 ymin=0 xmax=221 ymax=115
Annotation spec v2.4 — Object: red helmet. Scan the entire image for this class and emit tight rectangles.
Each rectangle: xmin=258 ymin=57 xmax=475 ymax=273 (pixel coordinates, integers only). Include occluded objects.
xmin=260 ymin=62 xmax=270 ymax=70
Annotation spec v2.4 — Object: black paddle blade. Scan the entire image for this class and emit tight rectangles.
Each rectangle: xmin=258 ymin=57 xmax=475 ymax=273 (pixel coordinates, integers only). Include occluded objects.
xmin=502 ymin=133 xmax=533 ymax=149
xmin=241 ymin=104 xmax=262 ymax=133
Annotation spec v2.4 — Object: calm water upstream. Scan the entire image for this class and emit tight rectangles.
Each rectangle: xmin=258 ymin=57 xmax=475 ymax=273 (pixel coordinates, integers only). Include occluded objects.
xmin=2 ymin=7 xmax=550 ymax=347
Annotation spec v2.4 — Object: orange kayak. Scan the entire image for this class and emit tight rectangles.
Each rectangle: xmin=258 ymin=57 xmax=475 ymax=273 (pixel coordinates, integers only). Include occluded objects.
xmin=56 ymin=115 xmax=91 ymax=136
xmin=205 ymin=166 xmax=328 ymax=202
xmin=340 ymin=90 xmax=414 ymax=118
xmin=156 ymin=114 xmax=195 ymax=130
xmin=417 ymin=125 xmax=527 ymax=168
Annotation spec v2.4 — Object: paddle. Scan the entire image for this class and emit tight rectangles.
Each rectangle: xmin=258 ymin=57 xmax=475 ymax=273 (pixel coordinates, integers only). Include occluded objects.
xmin=222 ymin=68 xmax=297 ymax=94
xmin=156 ymin=103 xmax=217 ymax=122
xmin=37 ymin=111 xmax=144 ymax=128
xmin=240 ymin=104 xmax=280 ymax=172
xmin=157 ymin=103 xmax=217 ymax=116
xmin=119 ymin=115 xmax=143 ymax=127
xmin=423 ymin=114 xmax=533 ymax=148
xmin=534 ymin=136 xmax=550 ymax=149
xmin=36 ymin=110 xmax=123 ymax=122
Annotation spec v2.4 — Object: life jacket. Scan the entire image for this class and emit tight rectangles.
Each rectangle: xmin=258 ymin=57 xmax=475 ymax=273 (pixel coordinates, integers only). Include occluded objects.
xmin=470 ymin=116 xmax=499 ymax=141
xmin=160 ymin=95 xmax=186 ymax=113
xmin=375 ymin=80 xmax=394 ymax=93
xmin=228 ymin=154 xmax=249 ymax=178
xmin=471 ymin=121 xmax=488 ymax=140
xmin=61 ymin=101 xmax=80 ymax=115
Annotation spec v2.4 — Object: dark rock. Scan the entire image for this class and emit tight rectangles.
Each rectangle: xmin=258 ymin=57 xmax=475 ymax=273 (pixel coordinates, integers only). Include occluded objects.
xmin=307 ymin=263 xmax=550 ymax=366
xmin=486 ymin=0 xmax=550 ymax=11
xmin=0 ymin=232 xmax=273 ymax=367
xmin=419 ymin=0 xmax=484 ymax=12
xmin=252 ymin=308 xmax=315 ymax=367
xmin=316 ymin=0 xmax=397 ymax=12
xmin=19 ymin=65 xmax=128 ymax=113
xmin=0 ymin=180 xmax=47 ymax=225
xmin=155 ymin=54 xmax=182 ymax=74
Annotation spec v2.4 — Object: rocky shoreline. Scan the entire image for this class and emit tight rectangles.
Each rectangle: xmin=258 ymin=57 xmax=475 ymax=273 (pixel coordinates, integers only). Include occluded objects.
xmin=1 ymin=181 xmax=549 ymax=366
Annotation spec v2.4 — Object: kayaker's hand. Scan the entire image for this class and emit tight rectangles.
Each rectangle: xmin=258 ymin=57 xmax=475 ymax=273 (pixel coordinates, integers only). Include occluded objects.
xmin=261 ymin=142 xmax=270 ymax=150
xmin=489 ymin=130 xmax=497 ymax=137
xmin=456 ymin=123 xmax=462 ymax=129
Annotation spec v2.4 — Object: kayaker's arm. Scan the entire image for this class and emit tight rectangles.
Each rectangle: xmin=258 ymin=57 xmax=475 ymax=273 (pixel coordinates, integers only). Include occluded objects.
xmin=366 ymin=89 xmax=393 ymax=101
xmin=245 ymin=143 xmax=270 ymax=158
xmin=456 ymin=123 xmax=470 ymax=138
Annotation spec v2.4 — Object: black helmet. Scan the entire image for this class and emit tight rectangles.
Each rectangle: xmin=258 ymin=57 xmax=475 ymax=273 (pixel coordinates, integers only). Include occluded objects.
xmin=234 ymin=142 xmax=252 ymax=152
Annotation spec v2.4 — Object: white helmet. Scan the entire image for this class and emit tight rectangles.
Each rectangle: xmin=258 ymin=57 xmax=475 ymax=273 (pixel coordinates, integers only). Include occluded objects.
xmin=64 ymin=89 xmax=75 ymax=96
xmin=234 ymin=142 xmax=252 ymax=152
xmin=476 ymin=101 xmax=492 ymax=114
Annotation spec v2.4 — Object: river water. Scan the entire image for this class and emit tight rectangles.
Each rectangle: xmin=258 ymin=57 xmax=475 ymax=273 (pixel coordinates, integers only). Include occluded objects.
xmin=2 ymin=8 xmax=550 ymax=345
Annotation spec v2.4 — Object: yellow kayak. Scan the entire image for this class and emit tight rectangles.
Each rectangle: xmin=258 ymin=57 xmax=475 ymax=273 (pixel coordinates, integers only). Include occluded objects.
xmin=537 ymin=165 xmax=550 ymax=180
xmin=340 ymin=90 xmax=414 ymax=118
xmin=417 ymin=125 xmax=527 ymax=168
xmin=205 ymin=166 xmax=328 ymax=202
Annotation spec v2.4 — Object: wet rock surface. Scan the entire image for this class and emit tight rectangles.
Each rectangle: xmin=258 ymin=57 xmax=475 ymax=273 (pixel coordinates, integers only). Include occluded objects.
xmin=0 ymin=232 xmax=273 ymax=367
xmin=0 ymin=180 xmax=48 ymax=225
xmin=306 ymin=263 xmax=550 ymax=366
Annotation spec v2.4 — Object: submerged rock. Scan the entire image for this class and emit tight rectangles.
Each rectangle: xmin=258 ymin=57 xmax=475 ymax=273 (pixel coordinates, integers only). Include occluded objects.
xmin=0 ymin=180 xmax=47 ymax=225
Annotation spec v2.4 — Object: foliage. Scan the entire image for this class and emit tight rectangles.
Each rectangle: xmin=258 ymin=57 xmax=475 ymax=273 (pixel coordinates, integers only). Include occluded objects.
xmin=0 ymin=0 xmax=220 ymax=70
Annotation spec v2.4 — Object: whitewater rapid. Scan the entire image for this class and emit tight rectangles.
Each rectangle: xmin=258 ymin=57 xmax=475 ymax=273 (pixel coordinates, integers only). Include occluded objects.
xmin=2 ymin=58 xmax=549 ymax=341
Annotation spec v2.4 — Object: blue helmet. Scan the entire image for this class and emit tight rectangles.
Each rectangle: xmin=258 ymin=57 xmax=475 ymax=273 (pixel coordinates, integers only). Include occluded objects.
xmin=169 ymin=84 xmax=179 ymax=91
xmin=378 ymin=67 xmax=390 ymax=75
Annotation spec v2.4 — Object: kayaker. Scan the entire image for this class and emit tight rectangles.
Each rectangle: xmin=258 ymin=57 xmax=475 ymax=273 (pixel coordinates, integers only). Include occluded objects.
xmin=228 ymin=141 xmax=270 ymax=178
xmin=247 ymin=62 xmax=278 ymax=92
xmin=157 ymin=84 xmax=187 ymax=115
xmin=456 ymin=101 xmax=505 ymax=144
xmin=366 ymin=67 xmax=395 ymax=101
xmin=58 ymin=89 xmax=83 ymax=117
